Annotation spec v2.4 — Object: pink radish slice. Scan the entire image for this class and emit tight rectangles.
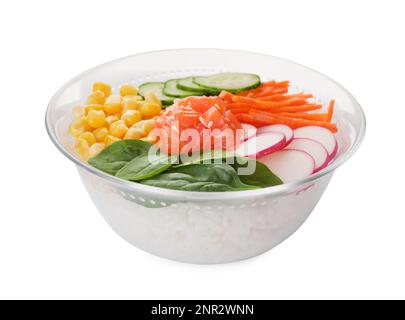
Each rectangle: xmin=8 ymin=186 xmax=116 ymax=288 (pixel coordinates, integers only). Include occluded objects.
xmin=259 ymin=149 xmax=315 ymax=183
xmin=257 ymin=124 xmax=294 ymax=144
xmin=294 ymin=126 xmax=337 ymax=158
xmin=240 ymin=123 xmax=257 ymax=141
xmin=235 ymin=132 xmax=286 ymax=158
xmin=287 ymin=138 xmax=328 ymax=172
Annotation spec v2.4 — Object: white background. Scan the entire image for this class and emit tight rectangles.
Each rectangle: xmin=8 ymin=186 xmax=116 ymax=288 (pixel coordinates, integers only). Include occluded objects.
xmin=0 ymin=0 xmax=404 ymax=300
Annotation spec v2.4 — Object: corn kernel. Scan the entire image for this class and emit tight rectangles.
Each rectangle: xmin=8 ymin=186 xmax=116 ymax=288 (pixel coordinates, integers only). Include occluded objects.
xmin=121 ymin=110 xmax=142 ymax=127
xmin=134 ymin=119 xmax=155 ymax=135
xmin=123 ymin=96 xmax=143 ymax=110
xmin=105 ymin=115 xmax=119 ymax=126
xmin=144 ymin=91 xmax=162 ymax=107
xmin=93 ymin=82 xmax=112 ymax=97
xmin=79 ymin=131 xmax=96 ymax=146
xmin=120 ymin=84 xmax=138 ymax=97
xmin=104 ymin=95 xmax=123 ymax=115
xmin=104 ymin=135 xmax=121 ymax=146
xmin=87 ymin=90 xmax=106 ymax=105
xmin=84 ymin=104 xmax=104 ymax=115
xmin=87 ymin=110 xmax=106 ymax=128
xmin=72 ymin=105 xmax=84 ymax=119
xmin=75 ymin=138 xmax=90 ymax=160
xmin=139 ymin=102 xmax=161 ymax=118
xmin=109 ymin=120 xmax=128 ymax=138
xmin=92 ymin=127 xmax=109 ymax=142
xmin=80 ymin=116 xmax=93 ymax=131
xmin=68 ymin=120 xmax=84 ymax=137
xmin=140 ymin=135 xmax=157 ymax=144
xmin=89 ymin=143 xmax=105 ymax=158
xmin=124 ymin=126 xmax=145 ymax=139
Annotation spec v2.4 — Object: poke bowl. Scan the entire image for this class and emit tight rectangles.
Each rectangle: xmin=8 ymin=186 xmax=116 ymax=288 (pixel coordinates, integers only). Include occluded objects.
xmin=45 ymin=49 xmax=366 ymax=264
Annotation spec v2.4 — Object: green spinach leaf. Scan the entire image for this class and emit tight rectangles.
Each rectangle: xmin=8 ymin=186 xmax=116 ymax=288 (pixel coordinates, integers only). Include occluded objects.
xmin=231 ymin=157 xmax=283 ymax=187
xmin=173 ymin=149 xmax=283 ymax=188
xmin=88 ymin=139 xmax=152 ymax=175
xmin=116 ymin=153 xmax=177 ymax=181
xmin=141 ymin=163 xmax=259 ymax=192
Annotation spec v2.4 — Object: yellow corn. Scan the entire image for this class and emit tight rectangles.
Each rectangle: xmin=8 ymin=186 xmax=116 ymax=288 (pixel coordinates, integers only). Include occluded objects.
xmin=93 ymin=82 xmax=112 ymax=97
xmin=109 ymin=120 xmax=128 ymax=138
xmin=68 ymin=120 xmax=84 ymax=137
xmin=121 ymin=110 xmax=142 ymax=127
xmin=86 ymin=90 xmax=106 ymax=105
xmin=144 ymin=91 xmax=162 ymax=107
xmin=123 ymin=96 xmax=143 ymax=110
xmin=72 ymin=105 xmax=84 ymax=119
xmin=84 ymin=104 xmax=103 ymax=115
xmin=87 ymin=110 xmax=106 ymax=128
xmin=105 ymin=115 xmax=119 ymax=126
xmin=139 ymin=102 xmax=161 ymax=118
xmin=89 ymin=143 xmax=105 ymax=158
xmin=104 ymin=135 xmax=121 ymax=146
xmin=79 ymin=131 xmax=96 ymax=146
xmin=124 ymin=126 xmax=145 ymax=139
xmin=75 ymin=138 xmax=90 ymax=160
xmin=92 ymin=127 xmax=109 ymax=142
xmin=134 ymin=119 xmax=155 ymax=135
xmin=80 ymin=116 xmax=93 ymax=131
xmin=140 ymin=135 xmax=157 ymax=144
xmin=120 ymin=84 xmax=138 ymax=97
xmin=104 ymin=95 xmax=123 ymax=115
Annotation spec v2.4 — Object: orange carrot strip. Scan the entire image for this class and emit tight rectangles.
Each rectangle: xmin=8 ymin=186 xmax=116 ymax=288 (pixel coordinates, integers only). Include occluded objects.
xmin=219 ymin=90 xmax=234 ymax=102
xmin=262 ymin=80 xmax=289 ymax=88
xmin=233 ymin=95 xmax=309 ymax=108
xmin=251 ymin=87 xmax=288 ymax=98
xmin=248 ymin=109 xmax=337 ymax=132
xmin=278 ymin=112 xmax=328 ymax=121
xmin=272 ymin=104 xmax=322 ymax=113
xmin=327 ymin=99 xmax=335 ymax=122
xmin=235 ymin=113 xmax=262 ymax=126
xmin=258 ymin=93 xmax=312 ymax=101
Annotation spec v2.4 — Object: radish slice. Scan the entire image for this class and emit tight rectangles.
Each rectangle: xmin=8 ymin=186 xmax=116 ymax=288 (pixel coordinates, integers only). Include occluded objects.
xmin=240 ymin=123 xmax=257 ymax=141
xmin=294 ymin=126 xmax=337 ymax=158
xmin=287 ymin=138 xmax=328 ymax=172
xmin=259 ymin=149 xmax=315 ymax=183
xmin=257 ymin=124 xmax=294 ymax=144
xmin=235 ymin=132 xmax=286 ymax=158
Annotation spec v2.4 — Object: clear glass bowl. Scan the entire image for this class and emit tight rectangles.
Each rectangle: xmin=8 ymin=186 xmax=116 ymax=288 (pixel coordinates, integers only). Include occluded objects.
xmin=45 ymin=49 xmax=366 ymax=264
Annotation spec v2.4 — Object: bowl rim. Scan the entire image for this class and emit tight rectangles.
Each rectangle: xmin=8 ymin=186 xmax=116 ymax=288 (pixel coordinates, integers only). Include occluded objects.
xmin=45 ymin=48 xmax=366 ymax=200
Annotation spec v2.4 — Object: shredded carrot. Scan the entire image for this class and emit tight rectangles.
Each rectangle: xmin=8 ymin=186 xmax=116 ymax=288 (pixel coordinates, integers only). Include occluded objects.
xmin=258 ymin=93 xmax=312 ymax=101
xmin=327 ymin=99 xmax=335 ymax=122
xmin=248 ymin=109 xmax=337 ymax=132
xmin=262 ymin=80 xmax=290 ymax=88
xmin=250 ymin=87 xmax=288 ymax=98
xmin=278 ymin=112 xmax=329 ymax=121
xmin=270 ymin=104 xmax=322 ymax=113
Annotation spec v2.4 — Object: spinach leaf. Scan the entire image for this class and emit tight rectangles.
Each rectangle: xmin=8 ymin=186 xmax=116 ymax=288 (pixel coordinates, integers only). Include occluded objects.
xmin=88 ymin=139 xmax=152 ymax=175
xmin=231 ymin=157 xmax=283 ymax=187
xmin=141 ymin=163 xmax=259 ymax=192
xmin=173 ymin=149 xmax=283 ymax=188
xmin=116 ymin=153 xmax=177 ymax=181
xmin=174 ymin=149 xmax=237 ymax=167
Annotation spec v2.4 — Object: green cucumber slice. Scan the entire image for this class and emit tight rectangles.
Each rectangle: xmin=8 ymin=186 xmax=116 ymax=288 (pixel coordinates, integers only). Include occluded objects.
xmin=193 ymin=72 xmax=261 ymax=93
xmin=163 ymin=79 xmax=203 ymax=98
xmin=138 ymin=82 xmax=174 ymax=106
xmin=177 ymin=77 xmax=218 ymax=95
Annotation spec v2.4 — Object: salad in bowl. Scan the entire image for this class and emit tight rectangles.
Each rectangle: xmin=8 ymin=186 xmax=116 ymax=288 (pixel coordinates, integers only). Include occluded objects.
xmin=46 ymin=49 xmax=365 ymax=264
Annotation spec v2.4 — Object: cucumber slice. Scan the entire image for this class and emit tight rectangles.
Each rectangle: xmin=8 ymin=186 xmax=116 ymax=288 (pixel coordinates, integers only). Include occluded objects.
xmin=193 ymin=72 xmax=261 ymax=93
xmin=138 ymin=82 xmax=174 ymax=106
xmin=177 ymin=77 xmax=218 ymax=95
xmin=163 ymin=79 xmax=203 ymax=98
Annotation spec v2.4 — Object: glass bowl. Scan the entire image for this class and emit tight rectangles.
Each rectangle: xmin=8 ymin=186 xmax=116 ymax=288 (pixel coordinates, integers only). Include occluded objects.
xmin=45 ymin=49 xmax=366 ymax=264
